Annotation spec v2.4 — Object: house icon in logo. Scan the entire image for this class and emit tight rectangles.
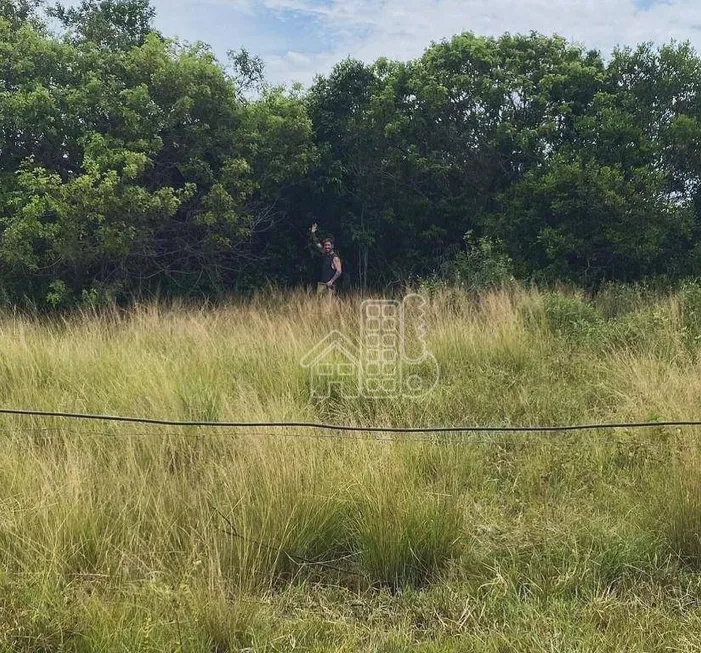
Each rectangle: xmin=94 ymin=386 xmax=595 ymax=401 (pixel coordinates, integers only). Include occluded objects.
xmin=300 ymin=296 xmax=440 ymax=400
xmin=300 ymin=331 xmax=360 ymax=399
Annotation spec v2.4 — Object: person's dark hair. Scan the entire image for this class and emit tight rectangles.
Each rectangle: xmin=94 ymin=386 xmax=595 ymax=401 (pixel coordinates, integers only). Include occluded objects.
xmin=322 ymin=237 xmax=334 ymax=246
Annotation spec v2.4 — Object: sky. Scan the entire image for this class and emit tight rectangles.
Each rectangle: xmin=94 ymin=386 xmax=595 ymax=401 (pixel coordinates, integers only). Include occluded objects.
xmin=143 ymin=0 xmax=701 ymax=85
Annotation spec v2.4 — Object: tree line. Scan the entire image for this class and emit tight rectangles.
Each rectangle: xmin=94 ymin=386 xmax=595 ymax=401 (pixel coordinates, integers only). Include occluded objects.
xmin=2 ymin=0 xmax=701 ymax=306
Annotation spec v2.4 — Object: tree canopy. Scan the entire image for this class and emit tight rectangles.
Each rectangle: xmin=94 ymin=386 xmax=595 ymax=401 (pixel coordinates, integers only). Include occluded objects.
xmin=2 ymin=0 xmax=701 ymax=305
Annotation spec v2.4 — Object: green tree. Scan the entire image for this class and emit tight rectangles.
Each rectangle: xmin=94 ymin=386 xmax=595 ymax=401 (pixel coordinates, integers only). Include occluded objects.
xmin=304 ymin=33 xmax=607 ymax=286
xmin=0 ymin=13 xmax=314 ymax=305
xmin=48 ymin=0 xmax=157 ymax=49
xmin=490 ymin=154 xmax=680 ymax=284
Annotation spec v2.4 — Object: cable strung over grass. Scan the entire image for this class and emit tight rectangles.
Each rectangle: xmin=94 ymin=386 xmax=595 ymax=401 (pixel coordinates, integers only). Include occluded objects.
xmin=0 ymin=407 xmax=698 ymax=434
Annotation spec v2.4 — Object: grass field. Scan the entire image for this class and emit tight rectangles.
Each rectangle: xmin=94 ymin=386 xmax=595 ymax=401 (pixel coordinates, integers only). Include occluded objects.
xmin=4 ymin=284 xmax=701 ymax=651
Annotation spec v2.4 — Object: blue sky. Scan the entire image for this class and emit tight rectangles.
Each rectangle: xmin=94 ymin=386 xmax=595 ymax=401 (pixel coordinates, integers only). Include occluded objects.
xmin=145 ymin=0 xmax=699 ymax=85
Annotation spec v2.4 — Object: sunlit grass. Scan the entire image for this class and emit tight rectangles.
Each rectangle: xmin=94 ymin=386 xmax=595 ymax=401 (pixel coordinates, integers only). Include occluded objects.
xmin=3 ymin=285 xmax=701 ymax=650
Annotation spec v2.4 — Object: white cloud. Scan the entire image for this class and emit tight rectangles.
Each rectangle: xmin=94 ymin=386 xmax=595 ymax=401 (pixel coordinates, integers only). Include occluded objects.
xmin=252 ymin=0 xmax=701 ymax=85
xmin=285 ymin=50 xmax=313 ymax=65
xmin=191 ymin=0 xmax=258 ymax=12
xmin=266 ymin=49 xmax=339 ymax=85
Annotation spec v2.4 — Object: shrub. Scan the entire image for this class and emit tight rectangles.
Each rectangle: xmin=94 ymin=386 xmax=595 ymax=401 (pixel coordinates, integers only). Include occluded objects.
xmin=444 ymin=231 xmax=515 ymax=292
xmin=542 ymin=293 xmax=605 ymax=342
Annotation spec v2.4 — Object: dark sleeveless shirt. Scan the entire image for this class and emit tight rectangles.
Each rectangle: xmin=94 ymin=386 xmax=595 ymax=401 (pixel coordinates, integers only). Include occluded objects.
xmin=320 ymin=251 xmax=338 ymax=283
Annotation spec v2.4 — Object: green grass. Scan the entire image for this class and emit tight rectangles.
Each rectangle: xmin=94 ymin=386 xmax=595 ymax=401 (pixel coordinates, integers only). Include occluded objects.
xmin=4 ymin=286 xmax=701 ymax=650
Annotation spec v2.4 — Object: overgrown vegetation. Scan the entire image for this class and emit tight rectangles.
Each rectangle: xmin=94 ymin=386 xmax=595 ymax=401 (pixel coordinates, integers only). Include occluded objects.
xmin=1 ymin=287 xmax=701 ymax=649
xmin=3 ymin=1 xmax=701 ymax=305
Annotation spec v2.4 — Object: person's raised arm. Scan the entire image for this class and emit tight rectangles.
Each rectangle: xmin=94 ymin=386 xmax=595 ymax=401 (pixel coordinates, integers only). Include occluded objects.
xmin=310 ymin=223 xmax=323 ymax=252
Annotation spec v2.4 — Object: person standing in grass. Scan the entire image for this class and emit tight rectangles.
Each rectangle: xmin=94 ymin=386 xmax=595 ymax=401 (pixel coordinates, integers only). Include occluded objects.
xmin=310 ymin=223 xmax=342 ymax=297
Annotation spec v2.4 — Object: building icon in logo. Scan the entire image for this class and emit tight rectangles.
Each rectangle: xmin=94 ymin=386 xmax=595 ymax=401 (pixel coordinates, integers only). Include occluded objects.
xmin=301 ymin=295 xmax=440 ymax=400
xmin=360 ymin=300 xmax=401 ymax=398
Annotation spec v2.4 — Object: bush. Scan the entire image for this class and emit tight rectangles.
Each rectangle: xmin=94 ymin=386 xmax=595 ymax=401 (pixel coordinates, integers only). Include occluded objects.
xmin=444 ymin=231 xmax=515 ymax=291
xmin=542 ymin=293 xmax=605 ymax=341
xmin=606 ymin=303 xmax=679 ymax=354
xmin=593 ymin=282 xmax=652 ymax=319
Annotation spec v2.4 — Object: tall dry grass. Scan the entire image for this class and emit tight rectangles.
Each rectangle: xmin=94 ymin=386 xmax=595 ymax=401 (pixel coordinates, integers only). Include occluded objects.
xmin=2 ymin=285 xmax=701 ymax=650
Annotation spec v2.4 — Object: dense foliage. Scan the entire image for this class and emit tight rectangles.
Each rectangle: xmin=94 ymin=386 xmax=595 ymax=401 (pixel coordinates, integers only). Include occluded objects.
xmin=2 ymin=0 xmax=701 ymax=305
